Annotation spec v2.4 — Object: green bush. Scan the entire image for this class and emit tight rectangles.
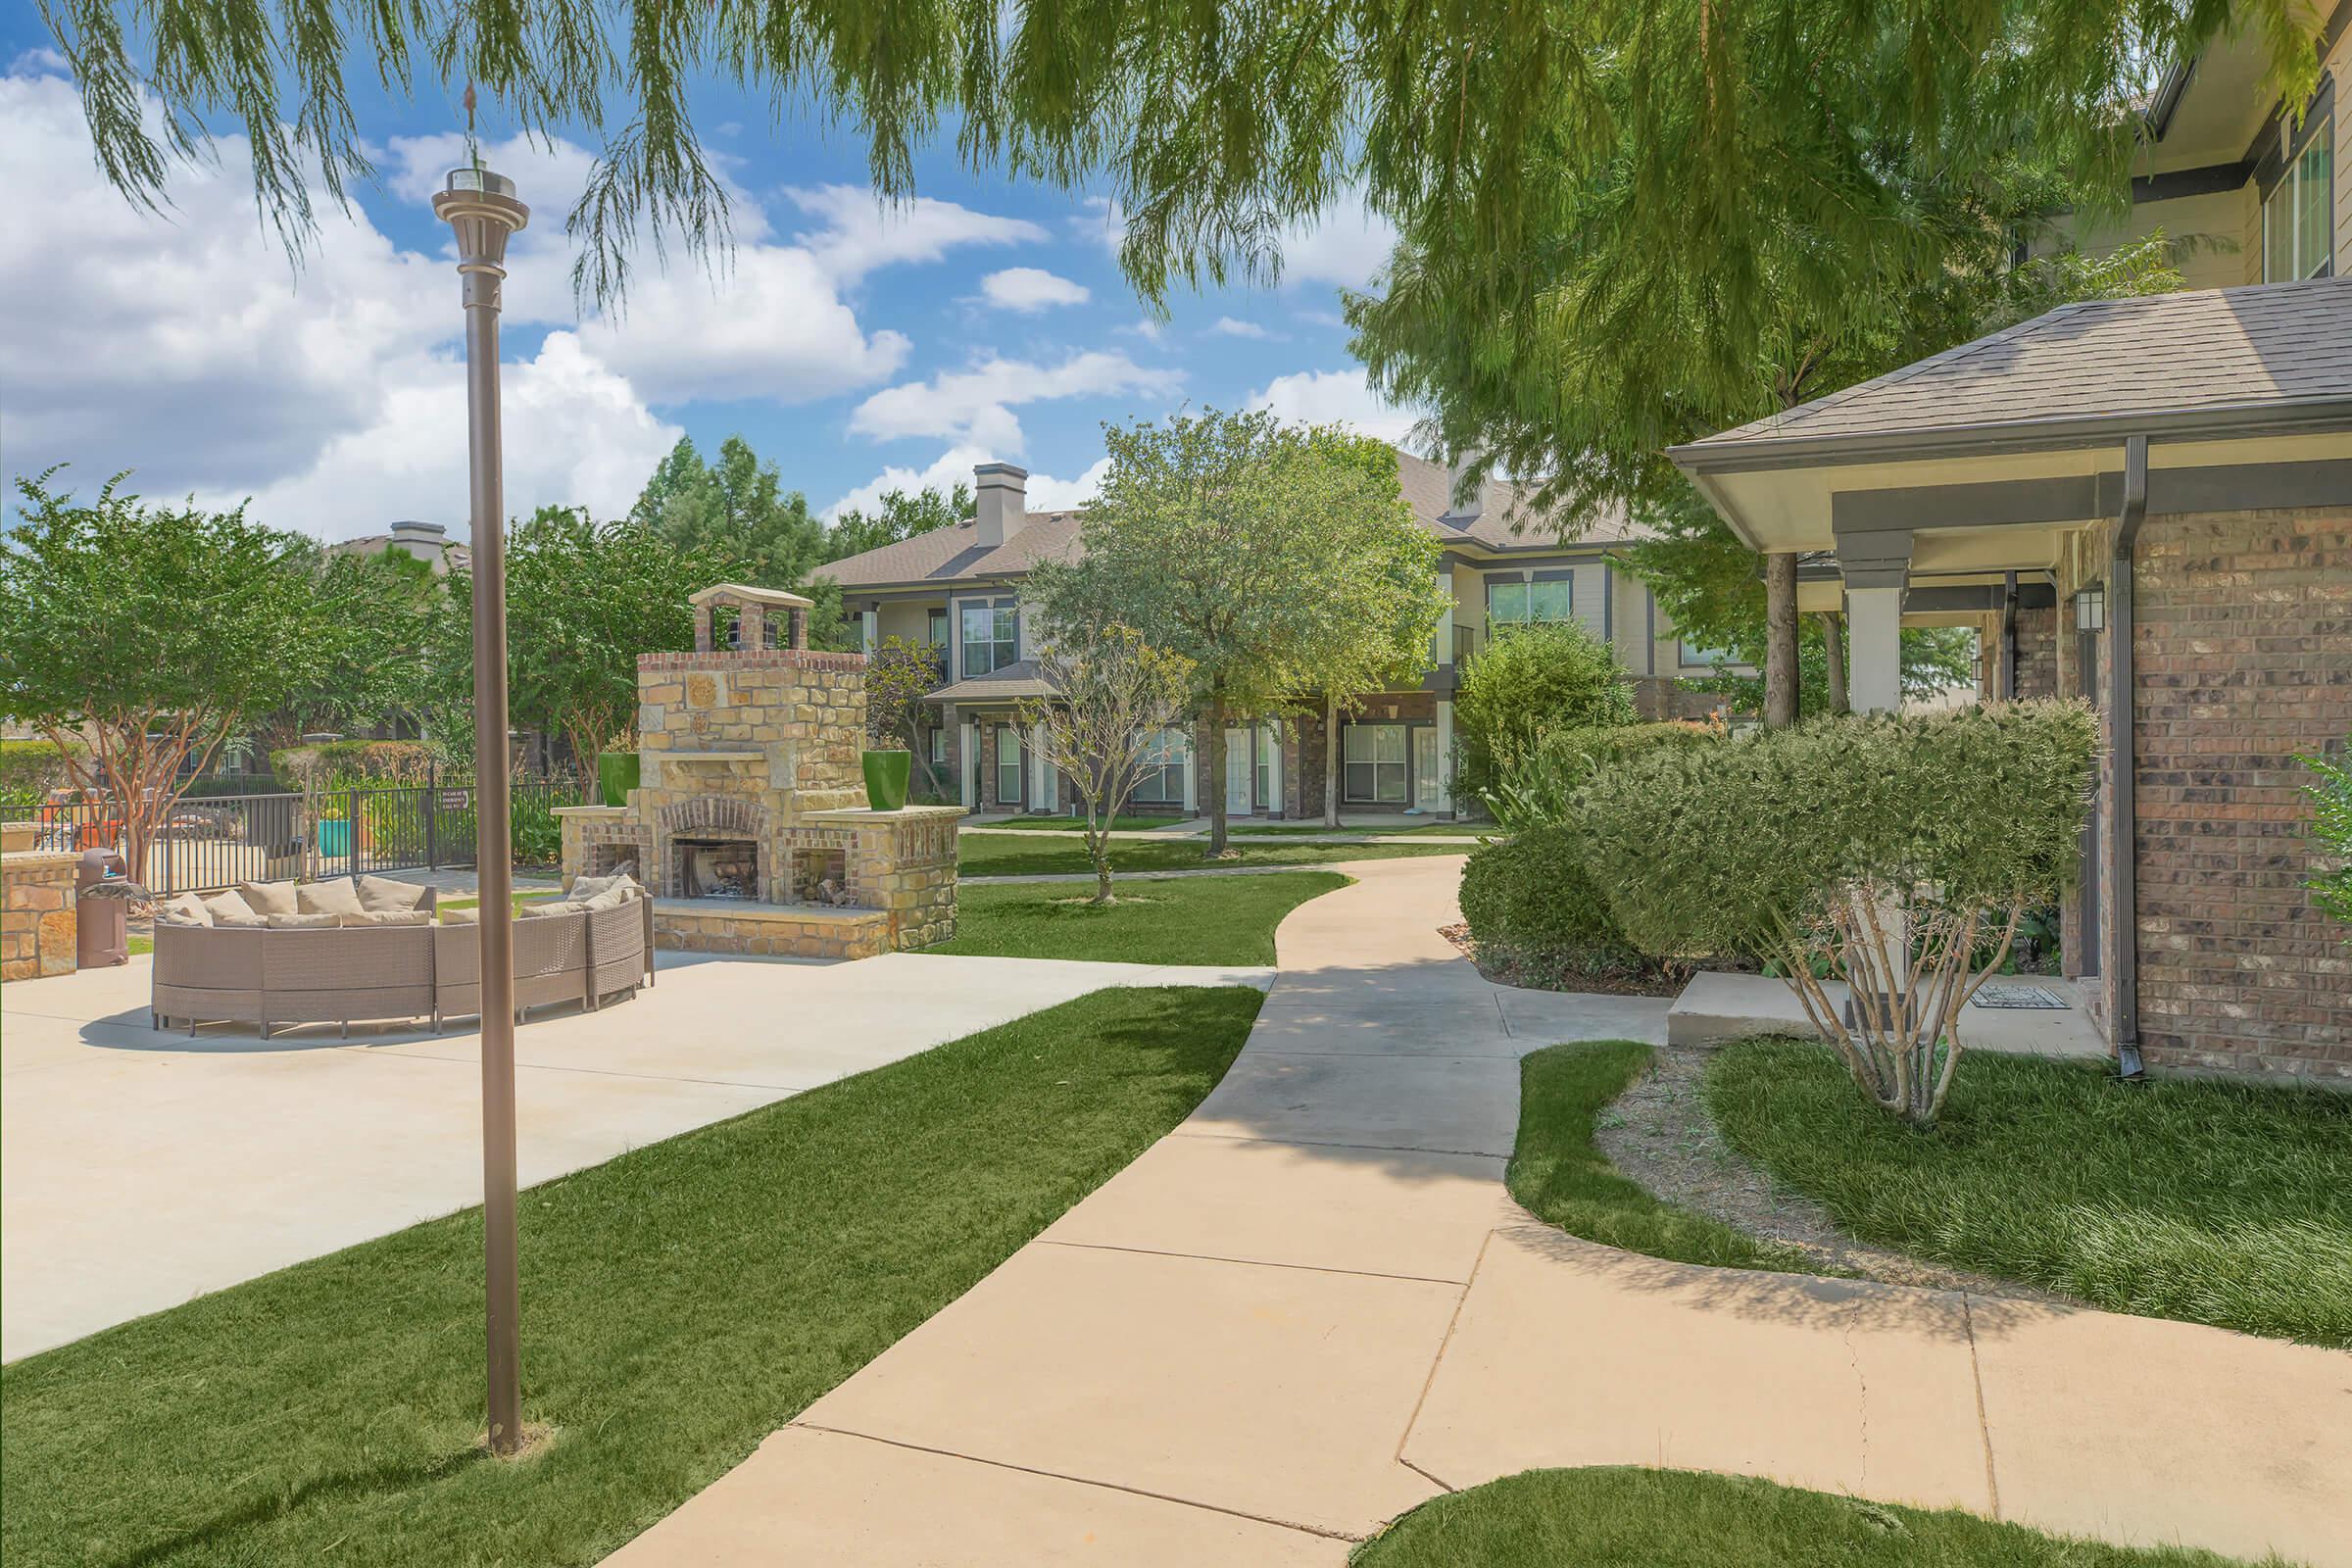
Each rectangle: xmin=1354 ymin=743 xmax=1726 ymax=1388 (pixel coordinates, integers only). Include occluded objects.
xmin=2300 ymin=741 xmax=2351 ymax=935
xmin=1458 ymin=820 xmax=1642 ymax=971
xmin=1578 ymin=702 xmax=2098 ymax=1124
xmin=0 ymin=738 xmax=82 ymax=806
xmin=1487 ymin=718 xmax=1723 ymax=828
xmin=1453 ymin=620 xmax=1637 ymax=804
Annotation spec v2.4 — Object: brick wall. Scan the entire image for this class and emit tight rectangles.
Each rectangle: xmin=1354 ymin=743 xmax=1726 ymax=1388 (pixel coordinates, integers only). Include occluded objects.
xmin=2013 ymin=605 xmax=2057 ymax=699
xmin=1 ymin=850 xmax=78 ymax=981
xmin=1630 ymin=676 xmax=1729 ymax=721
xmin=2129 ymin=507 xmax=2351 ymax=1084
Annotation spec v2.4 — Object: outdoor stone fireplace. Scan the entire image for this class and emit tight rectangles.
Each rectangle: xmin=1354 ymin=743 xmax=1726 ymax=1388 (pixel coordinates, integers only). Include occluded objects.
xmin=556 ymin=583 xmax=961 ymax=959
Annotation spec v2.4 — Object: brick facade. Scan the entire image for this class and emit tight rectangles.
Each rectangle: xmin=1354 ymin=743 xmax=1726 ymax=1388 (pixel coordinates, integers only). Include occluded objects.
xmin=1 ymin=849 xmax=78 ymax=981
xmin=2012 ymin=604 xmax=2058 ymax=699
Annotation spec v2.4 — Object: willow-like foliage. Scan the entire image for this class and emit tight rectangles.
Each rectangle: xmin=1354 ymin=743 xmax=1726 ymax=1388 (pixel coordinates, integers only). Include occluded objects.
xmin=37 ymin=0 xmax=2317 ymax=314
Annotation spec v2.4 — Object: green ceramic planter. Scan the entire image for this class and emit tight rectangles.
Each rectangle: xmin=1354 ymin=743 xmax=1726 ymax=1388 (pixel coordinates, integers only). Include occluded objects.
xmin=861 ymin=749 xmax=912 ymax=811
xmin=598 ymin=751 xmax=641 ymax=807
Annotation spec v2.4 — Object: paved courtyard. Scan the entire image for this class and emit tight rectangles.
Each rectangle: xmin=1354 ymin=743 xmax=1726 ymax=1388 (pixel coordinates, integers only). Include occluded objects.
xmin=0 ymin=948 xmax=1269 ymax=1362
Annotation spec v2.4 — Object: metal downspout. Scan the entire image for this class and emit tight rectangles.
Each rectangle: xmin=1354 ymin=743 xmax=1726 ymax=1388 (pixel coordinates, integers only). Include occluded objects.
xmin=1999 ymin=570 xmax=2019 ymax=700
xmin=2110 ymin=436 xmax=2149 ymax=1076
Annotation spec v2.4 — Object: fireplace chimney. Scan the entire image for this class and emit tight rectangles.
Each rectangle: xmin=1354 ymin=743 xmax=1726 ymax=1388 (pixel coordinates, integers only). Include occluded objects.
xmin=974 ymin=463 xmax=1029 ymax=549
xmin=1440 ymin=449 xmax=1484 ymax=528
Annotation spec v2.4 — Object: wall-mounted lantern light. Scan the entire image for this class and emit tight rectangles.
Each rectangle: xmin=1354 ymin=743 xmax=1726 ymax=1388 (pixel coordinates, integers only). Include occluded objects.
xmin=2074 ymin=586 xmax=2106 ymax=633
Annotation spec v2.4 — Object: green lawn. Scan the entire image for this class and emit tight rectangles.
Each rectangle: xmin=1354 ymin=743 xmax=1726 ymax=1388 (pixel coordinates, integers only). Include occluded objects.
xmin=1508 ymin=1043 xmax=1816 ymax=1273
xmin=434 ymin=890 xmax=567 ymax=919
xmin=965 ymin=813 xmax=1188 ymax=831
xmin=1707 ymin=1039 xmax=2352 ymax=1346
xmin=0 ymin=986 xmax=1263 ymax=1567
xmin=930 ymin=871 xmax=1347 ymax=964
xmin=1351 ymin=1467 xmax=2246 ymax=1566
xmin=956 ymin=833 xmax=1464 ymax=877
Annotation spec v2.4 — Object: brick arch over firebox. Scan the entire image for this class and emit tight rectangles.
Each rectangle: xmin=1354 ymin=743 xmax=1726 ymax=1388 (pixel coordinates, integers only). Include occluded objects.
xmin=656 ymin=797 xmax=770 ymax=842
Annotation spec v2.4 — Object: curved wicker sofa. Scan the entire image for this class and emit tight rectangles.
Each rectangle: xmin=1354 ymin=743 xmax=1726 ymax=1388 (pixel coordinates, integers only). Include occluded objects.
xmin=153 ymin=896 xmax=654 ymax=1037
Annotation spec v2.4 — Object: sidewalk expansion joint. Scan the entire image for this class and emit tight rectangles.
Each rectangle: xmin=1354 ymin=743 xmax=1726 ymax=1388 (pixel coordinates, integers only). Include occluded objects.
xmin=1960 ymin=1292 xmax=2004 ymax=1518
xmin=786 ymin=1422 xmax=1367 ymax=1543
xmin=1394 ymin=1227 xmax=1497 ymax=1470
xmin=1036 ymin=1238 xmax=1471 ymax=1288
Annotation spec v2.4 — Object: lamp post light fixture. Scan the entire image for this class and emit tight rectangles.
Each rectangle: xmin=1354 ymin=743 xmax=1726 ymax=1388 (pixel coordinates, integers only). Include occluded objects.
xmin=432 ymin=162 xmax=530 ymax=1458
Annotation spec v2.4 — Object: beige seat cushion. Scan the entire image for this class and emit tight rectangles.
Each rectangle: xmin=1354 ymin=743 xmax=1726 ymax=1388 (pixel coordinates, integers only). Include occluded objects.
xmin=265 ymin=911 xmax=340 ymax=929
xmin=202 ymin=887 xmax=259 ymax=923
xmin=159 ymin=892 xmax=214 ymax=927
xmin=296 ymin=878 xmax=367 ymax=917
xmin=520 ymin=900 xmax=582 ymax=918
xmin=238 ymin=879 xmax=300 ymax=916
xmin=216 ymin=913 xmax=270 ymax=929
xmin=355 ymin=874 xmax=429 ymax=913
xmin=339 ymin=909 xmax=431 ymax=927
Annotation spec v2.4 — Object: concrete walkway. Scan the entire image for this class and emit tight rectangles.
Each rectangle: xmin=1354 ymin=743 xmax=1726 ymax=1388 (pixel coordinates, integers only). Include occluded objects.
xmin=610 ymin=855 xmax=2351 ymax=1567
xmin=0 ymin=950 xmax=1269 ymax=1361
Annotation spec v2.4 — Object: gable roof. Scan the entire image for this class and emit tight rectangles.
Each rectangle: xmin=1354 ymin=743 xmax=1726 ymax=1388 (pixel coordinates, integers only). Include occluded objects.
xmin=1673 ymin=278 xmax=2352 ymax=471
xmin=814 ymin=447 xmax=1644 ymax=591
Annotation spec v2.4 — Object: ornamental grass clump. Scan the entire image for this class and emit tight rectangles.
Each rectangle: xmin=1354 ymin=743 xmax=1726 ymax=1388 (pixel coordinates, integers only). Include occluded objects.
xmin=1578 ymin=702 xmax=2099 ymax=1127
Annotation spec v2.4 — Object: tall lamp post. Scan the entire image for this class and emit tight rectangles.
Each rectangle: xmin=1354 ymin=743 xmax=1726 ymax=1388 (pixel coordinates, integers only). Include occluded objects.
xmin=433 ymin=163 xmax=529 ymax=1456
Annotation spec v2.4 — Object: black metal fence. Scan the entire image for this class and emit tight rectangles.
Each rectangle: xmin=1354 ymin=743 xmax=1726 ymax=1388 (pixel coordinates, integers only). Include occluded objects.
xmin=1 ymin=779 xmax=577 ymax=897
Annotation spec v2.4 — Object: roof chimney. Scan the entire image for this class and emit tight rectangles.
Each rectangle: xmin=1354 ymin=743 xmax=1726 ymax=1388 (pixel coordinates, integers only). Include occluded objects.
xmin=1440 ymin=451 xmax=1484 ymax=527
xmin=974 ymin=463 xmax=1029 ymax=549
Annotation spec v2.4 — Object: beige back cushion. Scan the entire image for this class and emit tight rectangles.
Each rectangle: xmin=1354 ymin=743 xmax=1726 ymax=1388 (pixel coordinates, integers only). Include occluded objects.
xmin=238 ymin=879 xmax=301 ymax=916
xmin=566 ymin=872 xmax=622 ymax=903
xmin=159 ymin=892 xmax=214 ymax=927
xmin=339 ymin=909 xmax=431 ymax=927
xmin=201 ymin=887 xmax=258 ymax=923
xmin=265 ymin=911 xmax=341 ymax=929
xmin=297 ymin=878 xmax=367 ymax=917
xmin=575 ymin=884 xmax=634 ymax=913
xmin=355 ymin=874 xmax=429 ymax=913
xmin=442 ymin=906 xmax=479 ymax=925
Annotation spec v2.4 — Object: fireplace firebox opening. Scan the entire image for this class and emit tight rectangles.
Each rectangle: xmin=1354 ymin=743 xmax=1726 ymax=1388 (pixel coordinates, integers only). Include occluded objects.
xmin=674 ymin=836 xmax=759 ymax=900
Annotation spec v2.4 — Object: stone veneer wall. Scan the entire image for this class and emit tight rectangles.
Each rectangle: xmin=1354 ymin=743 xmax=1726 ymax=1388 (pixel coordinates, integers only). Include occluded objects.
xmin=2 ymin=851 xmax=78 ymax=981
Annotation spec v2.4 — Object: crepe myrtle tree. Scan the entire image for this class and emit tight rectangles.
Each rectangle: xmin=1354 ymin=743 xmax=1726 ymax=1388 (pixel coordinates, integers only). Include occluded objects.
xmin=1031 ymin=410 xmax=1447 ymax=854
xmin=1015 ymin=625 xmax=1196 ymax=905
xmin=0 ymin=470 xmax=335 ymax=880
xmin=865 ymin=635 xmax=949 ymax=799
xmin=1577 ymin=702 xmax=2098 ymax=1127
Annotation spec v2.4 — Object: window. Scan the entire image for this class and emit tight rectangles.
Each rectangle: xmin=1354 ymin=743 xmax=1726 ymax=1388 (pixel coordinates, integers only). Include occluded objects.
xmin=1486 ymin=571 xmax=1572 ymax=627
xmin=928 ymin=726 xmax=948 ymax=765
xmin=995 ymin=725 xmax=1023 ymax=806
xmin=1343 ymin=723 xmax=1409 ymax=804
xmin=1132 ymin=728 xmax=1188 ymax=806
xmin=1680 ymin=638 xmax=1735 ymax=668
xmin=1254 ymin=725 xmax=1277 ymax=809
xmin=961 ymin=599 xmax=1018 ymax=675
xmin=926 ymin=608 xmax=950 ymax=648
xmin=2263 ymin=115 xmax=2334 ymax=281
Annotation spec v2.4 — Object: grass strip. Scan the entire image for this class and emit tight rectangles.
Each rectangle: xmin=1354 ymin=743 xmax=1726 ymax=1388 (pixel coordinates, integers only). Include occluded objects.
xmin=929 ymin=870 xmax=1347 ymax=965
xmin=1706 ymin=1039 xmax=2352 ymax=1345
xmin=1352 ymin=1466 xmax=2249 ymax=1566
xmin=1509 ymin=1043 xmax=1815 ymax=1272
xmin=963 ymin=814 xmax=1188 ymax=831
xmin=957 ymin=834 xmax=1462 ymax=877
xmin=1 ymin=985 xmax=1263 ymax=1567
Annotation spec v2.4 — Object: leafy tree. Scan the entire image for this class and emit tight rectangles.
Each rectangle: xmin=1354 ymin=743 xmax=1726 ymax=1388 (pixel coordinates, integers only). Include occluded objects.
xmin=39 ymin=1 xmax=2317 ymax=318
xmin=0 ymin=471 xmax=334 ymax=879
xmin=259 ymin=541 xmax=441 ymax=751
xmin=1451 ymin=620 xmax=1637 ymax=807
xmin=434 ymin=508 xmax=719 ymax=789
xmin=863 ymin=636 xmax=950 ymax=799
xmin=635 ymin=435 xmax=825 ymax=588
xmin=826 ymin=483 xmax=972 ymax=563
xmin=1016 ymin=625 xmax=1196 ymax=904
xmin=1031 ymin=410 xmax=1447 ymax=854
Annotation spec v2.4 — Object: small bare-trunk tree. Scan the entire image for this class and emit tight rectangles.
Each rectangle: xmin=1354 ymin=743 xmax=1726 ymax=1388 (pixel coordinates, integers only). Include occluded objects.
xmin=1017 ymin=625 xmax=1194 ymax=905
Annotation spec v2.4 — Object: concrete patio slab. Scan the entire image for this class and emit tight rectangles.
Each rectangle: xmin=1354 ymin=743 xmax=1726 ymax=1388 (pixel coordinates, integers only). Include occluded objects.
xmin=1970 ymin=1297 xmax=2352 ymax=1564
xmin=1043 ymin=1134 xmax=1512 ymax=1284
xmin=606 ymin=1426 xmax=1348 ymax=1565
xmin=1403 ymin=1223 xmax=1993 ymax=1514
xmin=795 ymin=1242 xmax=1451 ymax=1539
xmin=1 ymin=949 xmax=1268 ymax=1362
xmin=1667 ymin=970 xmax=2107 ymax=1058
xmin=1491 ymin=983 xmax=1673 ymax=1045
xmin=1184 ymin=1051 xmax=1521 ymax=1156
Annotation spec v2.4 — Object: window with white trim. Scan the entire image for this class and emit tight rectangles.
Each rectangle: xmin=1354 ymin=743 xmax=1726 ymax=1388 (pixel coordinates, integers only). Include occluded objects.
xmin=961 ymin=599 xmax=1018 ymax=675
xmin=1343 ymin=722 xmax=1409 ymax=804
xmin=1131 ymin=727 xmax=1188 ymax=806
xmin=2263 ymin=114 xmax=2334 ymax=281
xmin=1486 ymin=570 xmax=1573 ymax=626
xmin=1679 ymin=638 xmax=1735 ymax=668
xmin=995 ymin=724 xmax=1023 ymax=805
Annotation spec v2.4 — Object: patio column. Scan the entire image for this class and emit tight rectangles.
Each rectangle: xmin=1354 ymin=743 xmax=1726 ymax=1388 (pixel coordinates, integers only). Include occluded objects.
xmin=1846 ymin=586 xmax=1904 ymax=713
xmin=1435 ymin=698 xmax=1455 ymax=818
xmin=860 ymin=609 xmax=878 ymax=655
xmin=958 ymin=715 xmax=977 ymax=809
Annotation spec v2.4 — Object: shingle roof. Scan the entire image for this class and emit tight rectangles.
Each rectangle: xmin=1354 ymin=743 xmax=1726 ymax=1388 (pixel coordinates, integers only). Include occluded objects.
xmin=1677 ymin=277 xmax=2352 ymax=465
xmin=924 ymin=658 xmax=1058 ymax=704
xmin=814 ymin=447 xmax=1643 ymax=591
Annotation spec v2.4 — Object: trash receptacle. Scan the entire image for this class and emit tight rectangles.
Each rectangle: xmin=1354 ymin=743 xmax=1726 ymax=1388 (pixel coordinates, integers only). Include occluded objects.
xmin=75 ymin=849 xmax=129 ymax=967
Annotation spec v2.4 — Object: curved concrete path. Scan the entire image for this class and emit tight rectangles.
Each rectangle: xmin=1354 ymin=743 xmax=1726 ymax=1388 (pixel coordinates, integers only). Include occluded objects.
xmin=609 ymin=856 xmax=2350 ymax=1567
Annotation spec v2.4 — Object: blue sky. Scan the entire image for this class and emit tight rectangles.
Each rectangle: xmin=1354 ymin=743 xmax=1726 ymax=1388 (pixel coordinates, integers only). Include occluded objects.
xmin=0 ymin=28 xmax=1419 ymax=541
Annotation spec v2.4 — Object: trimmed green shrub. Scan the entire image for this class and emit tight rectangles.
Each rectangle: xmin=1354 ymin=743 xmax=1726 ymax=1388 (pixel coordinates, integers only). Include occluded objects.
xmin=1453 ymin=620 xmax=1637 ymax=804
xmin=1458 ymin=820 xmax=1642 ymax=972
xmin=0 ymin=738 xmax=82 ymax=806
xmin=1487 ymin=718 xmax=1723 ymax=828
xmin=1578 ymin=702 xmax=2098 ymax=1125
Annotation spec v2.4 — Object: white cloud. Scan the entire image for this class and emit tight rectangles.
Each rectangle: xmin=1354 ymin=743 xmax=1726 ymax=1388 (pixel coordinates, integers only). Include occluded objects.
xmin=1278 ymin=199 xmax=1398 ymax=291
xmin=822 ymin=445 xmax=1110 ymax=521
xmin=1209 ymin=317 xmax=1273 ymax=339
xmin=1247 ymin=367 xmax=1420 ymax=445
xmin=978 ymin=267 xmax=1091 ymax=313
xmin=1120 ymin=318 xmax=1166 ymax=342
xmin=850 ymin=350 xmax=1182 ymax=455
xmin=788 ymin=184 xmax=1048 ymax=283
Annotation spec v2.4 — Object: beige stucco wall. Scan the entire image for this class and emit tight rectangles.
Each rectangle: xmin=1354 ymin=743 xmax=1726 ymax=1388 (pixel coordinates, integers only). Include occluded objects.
xmin=875 ymin=599 xmax=938 ymax=648
xmin=2062 ymin=184 xmax=2259 ymax=290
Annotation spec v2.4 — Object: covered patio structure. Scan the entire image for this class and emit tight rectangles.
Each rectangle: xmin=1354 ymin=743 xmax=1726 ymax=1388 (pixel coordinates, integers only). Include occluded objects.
xmin=1669 ymin=279 xmax=2352 ymax=1082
